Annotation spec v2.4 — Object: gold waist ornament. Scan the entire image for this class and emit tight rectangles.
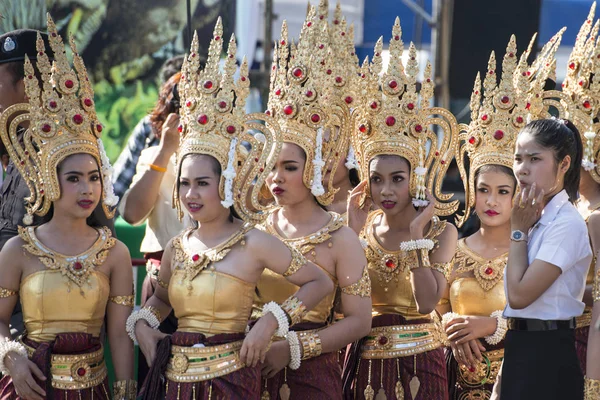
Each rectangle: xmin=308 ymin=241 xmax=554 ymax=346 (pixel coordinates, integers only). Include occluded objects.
xmin=457 ymin=348 xmax=504 ymax=390
xmin=166 ymin=341 xmax=245 ymax=382
xmin=23 ymin=342 xmax=106 ymax=390
xmin=360 ymin=322 xmax=444 ymax=359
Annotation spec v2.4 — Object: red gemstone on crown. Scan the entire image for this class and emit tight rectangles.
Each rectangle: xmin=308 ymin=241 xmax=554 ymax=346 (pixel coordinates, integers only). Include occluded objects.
xmin=73 ymin=262 xmax=83 ymax=271
xmin=311 ymin=114 xmax=321 ymax=123
xmin=516 ymin=116 xmax=524 ymax=124
xmin=481 ymin=114 xmax=488 ymax=121
xmin=204 ymin=81 xmax=213 ymax=89
xmin=306 ymin=90 xmax=314 ymax=97
xmin=569 ymin=62 xmax=576 ymax=70
xmin=226 ymin=125 xmax=236 ymax=134
xmin=378 ymin=336 xmax=389 ymax=346
xmin=283 ymin=105 xmax=294 ymax=115
xmin=28 ymin=75 xmax=33 ymax=79
xmin=526 ymin=71 xmax=531 ymax=76
xmin=494 ymin=130 xmax=504 ymax=140
xmin=49 ymin=101 xmax=57 ymax=109
xmin=395 ymin=35 xmax=400 ymax=40
xmin=345 ymin=96 xmax=353 ymax=104
xmin=319 ymin=44 xmax=324 ymax=49
xmin=579 ymin=80 xmax=585 ymax=86
xmin=96 ymin=124 xmax=103 ymax=133
xmin=198 ymin=115 xmax=208 ymax=125
xmin=51 ymin=32 xmax=57 ymax=37
xmin=501 ymin=96 xmax=509 ymax=104
xmin=65 ymin=80 xmax=74 ymax=89
xmin=84 ymin=98 xmax=93 ymax=107
xmin=307 ymin=22 xmax=312 ymax=27
xmin=584 ymin=100 xmax=592 ymax=109
xmin=509 ymin=52 xmax=514 ymax=57
xmin=20 ymin=161 xmax=25 ymax=165
xmin=186 ymin=101 xmax=192 ymax=107
xmin=192 ymin=254 xmax=200 ymax=262
xmin=73 ymin=114 xmax=83 ymax=124
xmin=485 ymin=267 xmax=494 ymax=275
xmin=415 ymin=124 xmax=423 ymax=133
xmin=389 ymin=80 xmax=398 ymax=89
xmin=526 ymin=102 xmax=531 ymax=109
xmin=370 ymin=101 xmax=378 ymax=109
xmin=327 ymin=69 xmax=332 ymax=75
xmin=385 ymin=116 xmax=396 ymax=126
xmin=293 ymin=68 xmax=303 ymax=78
xmin=39 ymin=189 xmax=44 ymax=194
xmin=335 ymin=76 xmax=343 ymax=83
xmin=215 ymin=35 xmax=221 ymax=41
xmin=319 ymin=15 xmax=324 ymax=20
xmin=241 ymin=76 xmax=247 ymax=81
xmin=281 ymin=40 xmax=286 ymax=45
xmin=77 ymin=367 xmax=86 ymax=376
xmin=435 ymin=151 xmax=440 ymax=156
xmin=407 ymin=103 xmax=415 ymax=110
xmin=469 ymin=136 xmax=476 ymax=144
xmin=24 ymin=151 xmax=29 ymax=156
xmin=359 ymin=124 xmax=367 ymax=133
xmin=275 ymin=89 xmax=282 ymax=96
xmin=334 ymin=19 xmax=339 ymax=25
xmin=441 ymin=160 xmax=446 ymax=165
xmin=255 ymin=158 xmax=259 ymax=162
xmin=488 ymin=70 xmax=494 ymax=75
xmin=385 ymin=259 xmax=395 ymax=268
xmin=260 ymin=167 xmax=264 ymax=172
xmin=218 ymin=101 xmax=227 ymax=109
xmin=265 ymin=110 xmax=271 ymax=115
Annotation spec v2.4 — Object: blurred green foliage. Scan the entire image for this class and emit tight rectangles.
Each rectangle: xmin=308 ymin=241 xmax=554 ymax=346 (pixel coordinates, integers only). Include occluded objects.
xmin=93 ymin=79 xmax=158 ymax=162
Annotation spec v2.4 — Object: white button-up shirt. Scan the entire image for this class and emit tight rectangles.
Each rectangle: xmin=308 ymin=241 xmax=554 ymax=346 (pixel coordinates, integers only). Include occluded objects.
xmin=504 ymin=190 xmax=592 ymax=320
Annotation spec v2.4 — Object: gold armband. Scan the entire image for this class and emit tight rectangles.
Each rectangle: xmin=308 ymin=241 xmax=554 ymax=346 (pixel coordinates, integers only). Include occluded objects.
xmin=283 ymin=245 xmax=308 ymax=277
xmin=109 ymin=295 xmax=134 ymax=307
xmin=0 ymin=287 xmax=18 ymax=298
xmin=419 ymin=248 xmax=431 ymax=268
xmin=340 ymin=265 xmax=371 ymax=298
xmin=113 ymin=379 xmax=137 ymax=400
xmin=155 ymin=275 xmax=169 ymax=289
xmin=585 ymin=376 xmax=600 ymax=400
xmin=143 ymin=306 xmax=161 ymax=322
xmin=593 ymin=268 xmax=600 ymax=303
xmin=432 ymin=262 xmax=451 ymax=277
xmin=298 ymin=331 xmax=322 ymax=360
xmin=281 ymin=296 xmax=307 ymax=326
xmin=437 ymin=297 xmax=449 ymax=306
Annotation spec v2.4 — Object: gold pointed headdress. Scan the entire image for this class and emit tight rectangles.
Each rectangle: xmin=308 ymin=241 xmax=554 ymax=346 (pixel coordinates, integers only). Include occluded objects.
xmin=267 ymin=5 xmax=350 ymax=205
xmin=0 ymin=14 xmax=117 ymax=225
xmin=561 ymin=3 xmax=600 ymax=181
xmin=455 ymin=31 xmax=567 ymax=226
xmin=351 ymin=17 xmax=459 ymax=216
xmin=175 ymin=18 xmax=282 ymax=223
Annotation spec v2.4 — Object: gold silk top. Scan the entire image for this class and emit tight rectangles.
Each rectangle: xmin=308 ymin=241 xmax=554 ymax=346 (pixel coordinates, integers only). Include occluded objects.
xmin=448 ymin=239 xmax=507 ymax=316
xmin=18 ymin=226 xmax=115 ymax=343
xmin=362 ymin=210 xmax=446 ymax=319
xmin=21 ymin=271 xmax=109 ymax=342
xmin=169 ymin=269 xmax=255 ymax=335
xmin=252 ymin=211 xmax=345 ymax=324
xmin=168 ymin=225 xmax=254 ymax=335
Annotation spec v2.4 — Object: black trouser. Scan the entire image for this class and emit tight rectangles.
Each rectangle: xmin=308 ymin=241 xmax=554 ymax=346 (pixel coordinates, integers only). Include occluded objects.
xmin=500 ymin=327 xmax=583 ymax=399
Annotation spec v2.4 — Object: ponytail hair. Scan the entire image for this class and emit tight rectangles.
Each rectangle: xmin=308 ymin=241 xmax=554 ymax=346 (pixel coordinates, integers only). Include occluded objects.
xmin=521 ymin=118 xmax=583 ymax=203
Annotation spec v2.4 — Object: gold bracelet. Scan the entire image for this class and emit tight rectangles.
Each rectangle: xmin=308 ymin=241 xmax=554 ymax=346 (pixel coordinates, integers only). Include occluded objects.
xmin=109 ymin=295 xmax=134 ymax=307
xmin=0 ymin=287 xmax=18 ymax=298
xmin=143 ymin=306 xmax=161 ymax=322
xmin=298 ymin=331 xmax=322 ymax=360
xmin=419 ymin=248 xmax=431 ymax=268
xmin=585 ymin=376 xmax=600 ymax=400
xmin=149 ymin=164 xmax=167 ymax=173
xmin=113 ymin=379 xmax=137 ymax=400
xmin=281 ymin=296 xmax=307 ymax=326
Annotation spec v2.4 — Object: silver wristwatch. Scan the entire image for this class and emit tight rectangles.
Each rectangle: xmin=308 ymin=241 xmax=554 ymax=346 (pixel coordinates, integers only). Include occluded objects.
xmin=510 ymin=230 xmax=527 ymax=242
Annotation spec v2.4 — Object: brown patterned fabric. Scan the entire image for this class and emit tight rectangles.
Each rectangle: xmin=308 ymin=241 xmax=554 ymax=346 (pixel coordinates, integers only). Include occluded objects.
xmin=0 ymin=333 xmax=109 ymax=400
xmin=575 ymin=325 xmax=589 ymax=376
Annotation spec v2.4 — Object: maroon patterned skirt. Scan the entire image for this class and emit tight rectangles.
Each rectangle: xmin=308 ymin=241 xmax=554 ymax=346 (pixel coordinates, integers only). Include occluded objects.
xmin=575 ymin=325 xmax=589 ymax=376
xmin=261 ymin=322 xmax=342 ymax=400
xmin=343 ymin=314 xmax=448 ymax=400
xmin=0 ymin=333 xmax=109 ymax=400
xmin=140 ymin=331 xmax=260 ymax=400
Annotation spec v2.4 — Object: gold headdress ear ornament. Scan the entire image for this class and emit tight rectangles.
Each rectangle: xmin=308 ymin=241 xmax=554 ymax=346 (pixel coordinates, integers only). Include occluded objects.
xmin=267 ymin=3 xmax=349 ymax=206
xmin=175 ymin=17 xmax=282 ymax=224
xmin=561 ymin=2 xmax=600 ymax=181
xmin=0 ymin=13 xmax=117 ymax=225
xmin=351 ymin=17 xmax=459 ymax=216
xmin=454 ymin=30 xmax=567 ymax=227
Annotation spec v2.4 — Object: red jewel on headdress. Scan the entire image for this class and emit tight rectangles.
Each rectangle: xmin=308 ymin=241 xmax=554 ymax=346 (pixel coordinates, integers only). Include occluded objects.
xmin=407 ymin=103 xmax=415 ymax=110
xmin=569 ymin=62 xmax=576 ymax=70
xmin=311 ymin=114 xmax=321 ymax=123
xmin=415 ymin=124 xmax=423 ymax=133
xmin=275 ymin=89 xmax=282 ymax=96
xmin=345 ymin=96 xmax=353 ymax=104
xmin=65 ymin=80 xmax=74 ymax=89
xmin=394 ymin=35 xmax=400 ymax=40
xmin=584 ymin=100 xmax=592 ymax=109
xmin=42 ymin=124 xmax=52 ymax=133
xmin=319 ymin=44 xmax=324 ymax=49
xmin=73 ymin=114 xmax=83 ymax=125
xmin=485 ymin=267 xmax=494 ymax=275
xmin=516 ymin=116 xmax=524 ymax=124
xmin=84 ymin=98 xmax=93 ymax=107
xmin=389 ymin=80 xmax=398 ymax=89
xmin=326 ymin=69 xmax=332 ymax=75
xmin=469 ymin=136 xmax=476 ymax=144
xmin=204 ymin=81 xmax=213 ymax=89
xmin=73 ymin=262 xmax=83 ymax=271
xmin=192 ymin=254 xmax=200 ymax=262
xmin=177 ymin=125 xmax=183 ymax=133
xmin=186 ymin=101 xmax=192 ymax=107
xmin=335 ymin=76 xmax=343 ymax=84
xmin=359 ymin=124 xmax=367 ymax=133
xmin=494 ymin=130 xmax=504 ymax=140
xmin=49 ymin=100 xmax=57 ymax=109
xmin=292 ymin=68 xmax=303 ymax=78
xmin=198 ymin=115 xmax=208 ymax=125
xmin=96 ymin=124 xmax=103 ymax=133
xmin=385 ymin=259 xmax=395 ymax=268
xmin=385 ymin=116 xmax=396 ymax=126
xmin=283 ymin=105 xmax=294 ymax=115
xmin=226 ymin=125 xmax=236 ymax=134
xmin=218 ymin=101 xmax=227 ymax=109
xmin=306 ymin=90 xmax=314 ymax=97
xmin=481 ymin=114 xmax=488 ymax=121
xmin=501 ymin=96 xmax=509 ymax=104
xmin=370 ymin=101 xmax=378 ymax=110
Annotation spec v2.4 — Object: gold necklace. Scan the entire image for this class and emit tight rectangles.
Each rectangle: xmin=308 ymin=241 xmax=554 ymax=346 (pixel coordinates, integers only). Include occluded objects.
xmin=172 ymin=223 xmax=253 ymax=294
xmin=19 ymin=226 xmax=115 ymax=295
xmin=452 ymin=238 xmax=507 ymax=291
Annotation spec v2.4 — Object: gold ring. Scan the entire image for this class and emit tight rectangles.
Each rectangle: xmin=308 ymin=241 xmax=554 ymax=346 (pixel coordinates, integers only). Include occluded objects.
xmin=519 ymin=204 xmax=525 ymax=209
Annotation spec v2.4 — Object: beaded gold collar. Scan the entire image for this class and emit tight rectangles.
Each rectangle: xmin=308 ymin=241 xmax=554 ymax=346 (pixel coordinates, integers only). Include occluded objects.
xmin=19 ymin=226 xmax=115 ymax=295
xmin=171 ymin=223 xmax=253 ymax=293
xmin=361 ymin=210 xmax=445 ymax=286
xmin=451 ymin=238 xmax=507 ymax=291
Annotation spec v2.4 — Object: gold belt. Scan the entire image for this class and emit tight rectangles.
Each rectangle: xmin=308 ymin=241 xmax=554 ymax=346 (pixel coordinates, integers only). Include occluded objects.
xmin=457 ymin=348 xmax=504 ymax=389
xmin=360 ymin=323 xmax=444 ymax=359
xmin=22 ymin=342 xmax=106 ymax=390
xmin=166 ymin=340 xmax=245 ymax=382
xmin=576 ymin=309 xmax=592 ymax=328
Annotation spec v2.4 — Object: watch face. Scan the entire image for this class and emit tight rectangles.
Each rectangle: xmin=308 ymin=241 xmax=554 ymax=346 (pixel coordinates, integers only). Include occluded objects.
xmin=513 ymin=231 xmax=522 ymax=240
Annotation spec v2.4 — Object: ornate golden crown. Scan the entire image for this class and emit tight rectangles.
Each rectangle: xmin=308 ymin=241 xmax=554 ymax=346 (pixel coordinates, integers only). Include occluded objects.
xmin=455 ymin=31 xmax=568 ymax=226
xmin=175 ymin=18 xmax=282 ymax=223
xmin=350 ymin=17 xmax=459 ymax=216
xmin=267 ymin=3 xmax=353 ymax=205
xmin=561 ymin=3 xmax=600 ymax=181
xmin=0 ymin=14 xmax=116 ymax=225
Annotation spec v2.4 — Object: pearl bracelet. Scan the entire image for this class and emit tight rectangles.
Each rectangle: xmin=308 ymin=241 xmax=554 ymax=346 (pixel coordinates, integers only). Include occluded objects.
xmin=262 ymin=301 xmax=290 ymax=337
xmin=485 ymin=310 xmax=508 ymax=345
xmin=441 ymin=312 xmax=461 ymax=330
xmin=400 ymin=238 xmax=434 ymax=252
xmin=0 ymin=338 xmax=27 ymax=376
xmin=286 ymin=331 xmax=301 ymax=370
xmin=126 ymin=308 xmax=160 ymax=343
